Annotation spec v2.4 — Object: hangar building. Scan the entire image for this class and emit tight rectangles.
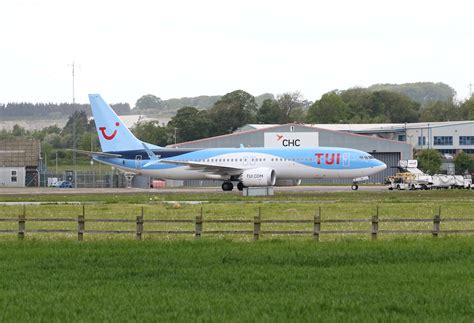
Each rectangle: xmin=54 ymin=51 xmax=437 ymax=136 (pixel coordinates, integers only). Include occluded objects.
xmin=239 ymin=121 xmax=474 ymax=157
xmin=0 ymin=138 xmax=41 ymax=187
xmin=169 ymin=124 xmax=412 ymax=184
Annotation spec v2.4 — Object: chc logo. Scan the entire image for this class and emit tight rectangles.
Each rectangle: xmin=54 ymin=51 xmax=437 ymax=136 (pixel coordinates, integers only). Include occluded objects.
xmin=276 ymin=134 xmax=301 ymax=147
xmin=99 ymin=122 xmax=120 ymax=140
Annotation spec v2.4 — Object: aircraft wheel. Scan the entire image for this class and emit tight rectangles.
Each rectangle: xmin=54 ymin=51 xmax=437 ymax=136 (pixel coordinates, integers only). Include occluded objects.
xmin=222 ymin=182 xmax=234 ymax=191
xmin=351 ymin=184 xmax=359 ymax=191
xmin=237 ymin=182 xmax=244 ymax=191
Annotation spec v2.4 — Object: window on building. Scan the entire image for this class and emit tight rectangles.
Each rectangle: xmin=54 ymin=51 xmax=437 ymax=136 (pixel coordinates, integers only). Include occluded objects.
xmin=418 ymin=136 xmax=426 ymax=146
xmin=11 ymin=170 xmax=17 ymax=183
xmin=436 ymin=149 xmax=457 ymax=155
xmin=398 ymin=135 xmax=406 ymax=141
xmin=462 ymin=149 xmax=474 ymax=154
xmin=433 ymin=136 xmax=453 ymax=146
xmin=459 ymin=136 xmax=474 ymax=145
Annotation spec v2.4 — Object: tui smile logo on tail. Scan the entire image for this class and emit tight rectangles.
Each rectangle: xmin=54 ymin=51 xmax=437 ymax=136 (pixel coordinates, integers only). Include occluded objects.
xmin=99 ymin=122 xmax=120 ymax=140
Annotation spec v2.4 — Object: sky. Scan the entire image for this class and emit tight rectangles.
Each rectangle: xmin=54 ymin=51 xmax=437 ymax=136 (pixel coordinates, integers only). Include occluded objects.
xmin=0 ymin=0 xmax=473 ymax=106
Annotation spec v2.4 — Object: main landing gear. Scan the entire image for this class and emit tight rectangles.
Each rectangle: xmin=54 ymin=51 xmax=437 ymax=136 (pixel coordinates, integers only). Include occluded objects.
xmin=222 ymin=181 xmax=234 ymax=191
xmin=351 ymin=184 xmax=359 ymax=190
xmin=221 ymin=182 xmax=246 ymax=191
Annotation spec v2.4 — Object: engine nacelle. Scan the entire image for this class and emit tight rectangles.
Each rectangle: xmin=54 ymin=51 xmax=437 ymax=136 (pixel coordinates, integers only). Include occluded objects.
xmin=240 ymin=167 xmax=276 ymax=187
xmin=274 ymin=179 xmax=302 ymax=186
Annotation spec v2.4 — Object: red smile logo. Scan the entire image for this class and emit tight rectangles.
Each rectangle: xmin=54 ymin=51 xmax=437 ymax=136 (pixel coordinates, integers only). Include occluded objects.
xmin=99 ymin=122 xmax=120 ymax=140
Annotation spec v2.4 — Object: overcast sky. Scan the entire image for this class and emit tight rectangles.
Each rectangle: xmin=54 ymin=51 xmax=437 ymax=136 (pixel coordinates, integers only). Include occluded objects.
xmin=0 ymin=0 xmax=473 ymax=105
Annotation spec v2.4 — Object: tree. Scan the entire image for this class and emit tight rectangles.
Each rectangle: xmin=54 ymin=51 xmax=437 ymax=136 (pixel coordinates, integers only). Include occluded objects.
xmin=306 ymin=91 xmax=349 ymax=123
xmin=339 ymin=88 xmax=373 ymax=122
xmin=61 ymin=111 xmax=90 ymax=148
xmin=460 ymin=97 xmax=474 ymax=120
xmin=416 ymin=149 xmax=442 ymax=174
xmin=277 ymin=91 xmax=305 ymax=122
xmin=11 ymin=124 xmax=27 ymax=137
xmin=420 ymin=101 xmax=460 ymax=122
xmin=454 ymin=151 xmax=474 ymax=174
xmin=135 ymin=94 xmax=163 ymax=110
xmin=370 ymin=91 xmax=420 ymax=123
xmin=256 ymin=99 xmax=284 ymax=124
xmin=131 ymin=121 xmax=170 ymax=146
xmin=208 ymin=90 xmax=257 ymax=135
xmin=168 ymin=106 xmax=213 ymax=143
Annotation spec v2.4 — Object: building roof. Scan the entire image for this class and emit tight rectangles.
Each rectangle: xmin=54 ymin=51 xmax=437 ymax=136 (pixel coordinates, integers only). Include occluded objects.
xmin=241 ymin=121 xmax=474 ymax=133
xmin=168 ymin=123 xmax=411 ymax=148
xmin=0 ymin=138 xmax=40 ymax=167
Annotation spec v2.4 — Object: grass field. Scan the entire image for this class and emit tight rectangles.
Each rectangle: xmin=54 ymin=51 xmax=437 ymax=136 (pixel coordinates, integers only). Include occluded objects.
xmin=0 ymin=190 xmax=473 ymax=241
xmin=0 ymin=238 xmax=472 ymax=321
xmin=0 ymin=191 xmax=472 ymax=321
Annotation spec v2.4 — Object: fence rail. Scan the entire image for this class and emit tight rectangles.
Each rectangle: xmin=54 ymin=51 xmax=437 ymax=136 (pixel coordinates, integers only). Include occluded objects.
xmin=0 ymin=205 xmax=473 ymax=241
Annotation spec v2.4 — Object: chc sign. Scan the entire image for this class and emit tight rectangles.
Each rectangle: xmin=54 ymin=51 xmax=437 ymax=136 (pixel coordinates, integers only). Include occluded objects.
xmin=264 ymin=132 xmax=319 ymax=148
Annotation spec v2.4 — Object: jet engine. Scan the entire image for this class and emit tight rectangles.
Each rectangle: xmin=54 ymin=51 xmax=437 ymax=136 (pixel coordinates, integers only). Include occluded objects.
xmin=274 ymin=179 xmax=302 ymax=186
xmin=240 ymin=167 xmax=276 ymax=187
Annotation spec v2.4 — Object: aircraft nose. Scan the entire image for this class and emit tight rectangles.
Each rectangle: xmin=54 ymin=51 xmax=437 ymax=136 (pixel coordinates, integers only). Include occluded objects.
xmin=375 ymin=159 xmax=387 ymax=171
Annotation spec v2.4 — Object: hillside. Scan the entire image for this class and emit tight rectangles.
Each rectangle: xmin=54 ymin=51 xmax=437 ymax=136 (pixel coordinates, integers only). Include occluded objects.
xmin=367 ymin=82 xmax=455 ymax=107
xmin=134 ymin=93 xmax=275 ymax=117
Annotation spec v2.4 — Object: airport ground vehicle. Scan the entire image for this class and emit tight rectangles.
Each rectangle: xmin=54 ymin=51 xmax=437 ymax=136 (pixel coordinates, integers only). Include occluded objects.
xmin=385 ymin=172 xmax=431 ymax=190
xmin=385 ymin=160 xmax=473 ymax=190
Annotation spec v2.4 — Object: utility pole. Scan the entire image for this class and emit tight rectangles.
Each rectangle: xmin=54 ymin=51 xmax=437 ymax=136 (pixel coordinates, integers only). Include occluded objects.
xmin=469 ymin=83 xmax=472 ymax=98
xmin=68 ymin=61 xmax=78 ymax=170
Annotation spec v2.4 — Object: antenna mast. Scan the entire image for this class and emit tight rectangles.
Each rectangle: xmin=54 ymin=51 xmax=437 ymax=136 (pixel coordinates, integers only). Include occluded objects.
xmin=67 ymin=61 xmax=79 ymax=177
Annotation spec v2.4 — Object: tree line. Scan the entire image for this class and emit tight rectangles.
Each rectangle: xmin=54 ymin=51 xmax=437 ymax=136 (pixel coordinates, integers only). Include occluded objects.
xmin=1 ymin=87 xmax=474 ymax=167
xmin=0 ymin=102 xmax=131 ymax=118
xmin=132 ymin=88 xmax=474 ymax=145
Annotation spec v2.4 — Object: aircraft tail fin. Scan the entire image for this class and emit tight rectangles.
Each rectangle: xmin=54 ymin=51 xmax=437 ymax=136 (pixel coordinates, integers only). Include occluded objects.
xmin=88 ymin=94 xmax=159 ymax=152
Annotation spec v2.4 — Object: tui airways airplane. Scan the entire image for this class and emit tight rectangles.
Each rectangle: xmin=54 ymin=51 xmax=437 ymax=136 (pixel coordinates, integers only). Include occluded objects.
xmin=84 ymin=94 xmax=386 ymax=191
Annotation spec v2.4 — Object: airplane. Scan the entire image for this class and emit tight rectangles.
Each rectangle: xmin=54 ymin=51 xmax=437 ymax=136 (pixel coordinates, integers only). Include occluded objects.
xmin=84 ymin=94 xmax=387 ymax=191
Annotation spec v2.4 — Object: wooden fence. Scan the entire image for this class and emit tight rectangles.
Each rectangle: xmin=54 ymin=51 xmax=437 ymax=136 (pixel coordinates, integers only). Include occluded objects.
xmin=0 ymin=206 xmax=473 ymax=241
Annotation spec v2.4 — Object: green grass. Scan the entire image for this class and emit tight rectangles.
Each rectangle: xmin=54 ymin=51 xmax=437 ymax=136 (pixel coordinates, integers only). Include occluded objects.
xmin=0 ymin=238 xmax=472 ymax=321
xmin=0 ymin=190 xmax=473 ymax=241
xmin=0 ymin=189 xmax=473 ymax=203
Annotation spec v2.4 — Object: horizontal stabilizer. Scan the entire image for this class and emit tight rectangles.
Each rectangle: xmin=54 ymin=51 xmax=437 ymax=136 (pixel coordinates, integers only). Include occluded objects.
xmin=67 ymin=149 xmax=122 ymax=158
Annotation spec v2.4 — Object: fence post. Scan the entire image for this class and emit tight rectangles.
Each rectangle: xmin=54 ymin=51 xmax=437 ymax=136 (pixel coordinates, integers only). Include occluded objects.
xmin=254 ymin=207 xmax=261 ymax=241
xmin=78 ymin=205 xmax=85 ymax=241
xmin=313 ymin=207 xmax=321 ymax=241
xmin=371 ymin=205 xmax=379 ymax=240
xmin=18 ymin=205 xmax=26 ymax=240
xmin=136 ymin=207 xmax=144 ymax=241
xmin=433 ymin=206 xmax=441 ymax=238
xmin=195 ymin=212 xmax=202 ymax=239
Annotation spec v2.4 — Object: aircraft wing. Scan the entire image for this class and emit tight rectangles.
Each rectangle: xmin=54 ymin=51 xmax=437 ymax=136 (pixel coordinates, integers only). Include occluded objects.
xmin=67 ymin=149 xmax=122 ymax=158
xmin=159 ymin=159 xmax=243 ymax=176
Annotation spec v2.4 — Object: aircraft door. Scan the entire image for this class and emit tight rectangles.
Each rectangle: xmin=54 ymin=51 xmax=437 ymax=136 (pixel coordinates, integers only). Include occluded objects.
xmin=135 ymin=155 xmax=142 ymax=169
xmin=342 ymin=153 xmax=350 ymax=168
